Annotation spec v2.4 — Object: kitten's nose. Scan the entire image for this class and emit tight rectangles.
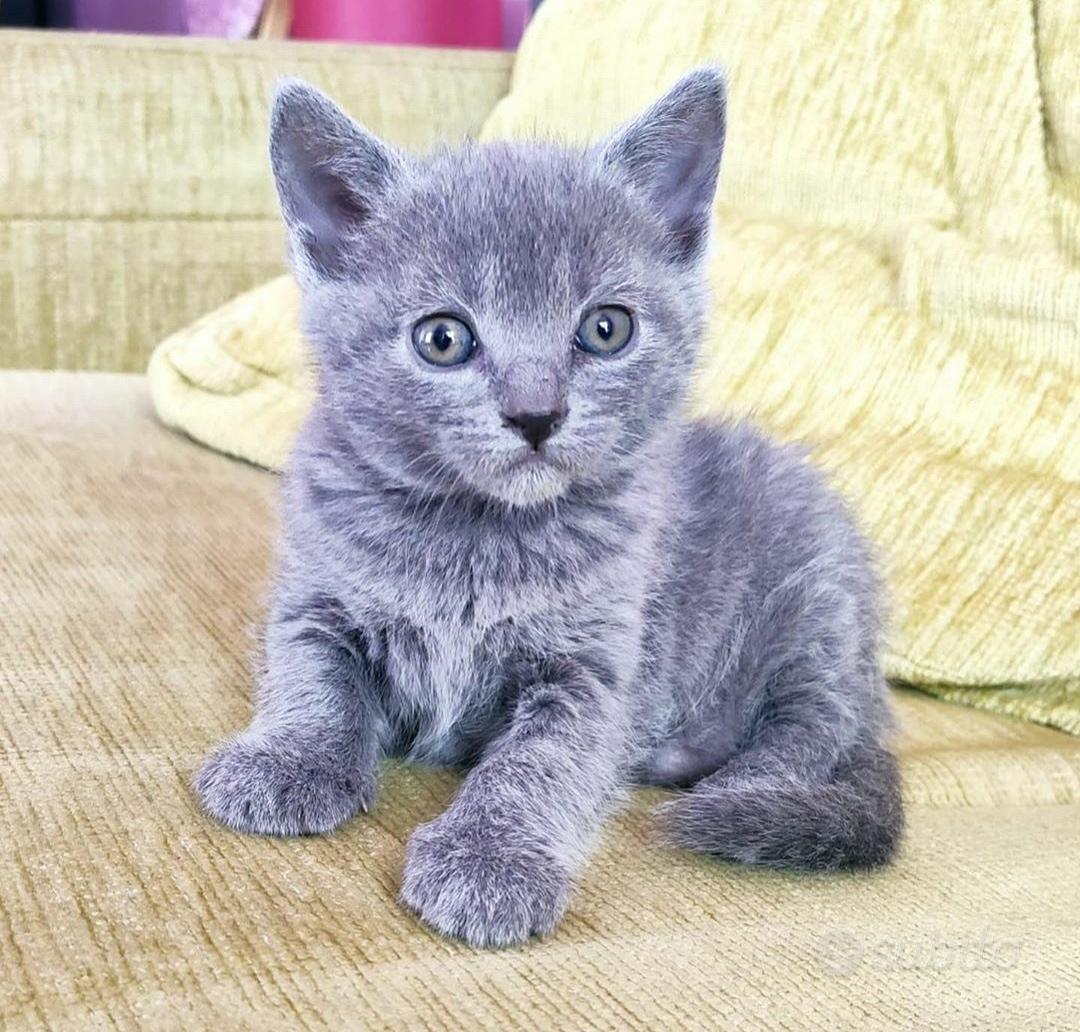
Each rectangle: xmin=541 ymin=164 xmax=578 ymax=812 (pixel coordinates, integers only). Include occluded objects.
xmin=501 ymin=409 xmax=565 ymax=450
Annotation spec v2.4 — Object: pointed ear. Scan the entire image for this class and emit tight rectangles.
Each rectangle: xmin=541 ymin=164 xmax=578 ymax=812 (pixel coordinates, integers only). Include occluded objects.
xmin=601 ymin=67 xmax=727 ymax=263
xmin=269 ymin=78 xmax=403 ymax=283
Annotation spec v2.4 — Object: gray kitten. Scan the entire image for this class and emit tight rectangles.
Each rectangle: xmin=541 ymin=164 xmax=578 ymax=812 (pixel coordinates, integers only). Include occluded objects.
xmin=194 ymin=69 xmax=903 ymax=948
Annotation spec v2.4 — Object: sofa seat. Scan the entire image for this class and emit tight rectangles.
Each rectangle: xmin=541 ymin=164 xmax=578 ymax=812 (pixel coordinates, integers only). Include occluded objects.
xmin=2 ymin=371 xmax=1078 ymax=1029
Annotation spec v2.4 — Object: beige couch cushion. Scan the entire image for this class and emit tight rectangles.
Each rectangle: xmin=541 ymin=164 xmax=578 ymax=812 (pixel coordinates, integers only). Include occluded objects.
xmin=2 ymin=371 xmax=1078 ymax=1028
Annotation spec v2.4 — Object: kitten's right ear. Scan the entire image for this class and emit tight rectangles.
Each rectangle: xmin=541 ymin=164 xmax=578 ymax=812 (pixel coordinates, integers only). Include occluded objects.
xmin=269 ymin=78 xmax=403 ymax=283
xmin=601 ymin=67 xmax=727 ymax=264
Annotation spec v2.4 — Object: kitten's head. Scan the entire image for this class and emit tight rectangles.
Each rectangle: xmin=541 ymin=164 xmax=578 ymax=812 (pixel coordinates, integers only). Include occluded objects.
xmin=271 ymin=69 xmax=726 ymax=507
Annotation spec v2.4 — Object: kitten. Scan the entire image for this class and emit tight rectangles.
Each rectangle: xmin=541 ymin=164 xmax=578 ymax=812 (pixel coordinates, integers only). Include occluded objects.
xmin=194 ymin=69 xmax=903 ymax=948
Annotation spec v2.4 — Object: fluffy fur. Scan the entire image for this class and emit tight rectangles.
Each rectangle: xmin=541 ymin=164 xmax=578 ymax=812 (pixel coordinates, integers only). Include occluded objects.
xmin=194 ymin=69 xmax=903 ymax=948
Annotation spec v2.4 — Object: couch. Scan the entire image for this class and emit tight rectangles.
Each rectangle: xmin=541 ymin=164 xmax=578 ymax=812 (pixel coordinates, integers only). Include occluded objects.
xmin=2 ymin=26 xmax=1078 ymax=1030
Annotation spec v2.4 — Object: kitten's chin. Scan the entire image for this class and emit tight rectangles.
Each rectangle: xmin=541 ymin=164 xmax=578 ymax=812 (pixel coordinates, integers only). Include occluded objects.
xmin=474 ymin=460 xmax=572 ymax=508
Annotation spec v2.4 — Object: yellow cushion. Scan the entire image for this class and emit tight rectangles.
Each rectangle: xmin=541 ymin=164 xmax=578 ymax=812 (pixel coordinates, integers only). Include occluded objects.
xmin=147 ymin=0 xmax=1080 ymax=732
xmin=149 ymin=276 xmax=308 ymax=470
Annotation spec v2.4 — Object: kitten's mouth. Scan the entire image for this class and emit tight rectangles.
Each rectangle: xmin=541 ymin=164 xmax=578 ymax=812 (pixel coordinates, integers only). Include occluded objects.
xmin=509 ymin=449 xmax=555 ymax=468
xmin=506 ymin=448 xmax=574 ymax=481
xmin=477 ymin=447 xmax=572 ymax=506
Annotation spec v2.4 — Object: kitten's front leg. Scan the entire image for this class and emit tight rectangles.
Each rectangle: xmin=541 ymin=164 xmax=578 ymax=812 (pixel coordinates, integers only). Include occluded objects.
xmin=401 ymin=656 xmax=628 ymax=948
xmin=194 ymin=591 xmax=382 ymax=836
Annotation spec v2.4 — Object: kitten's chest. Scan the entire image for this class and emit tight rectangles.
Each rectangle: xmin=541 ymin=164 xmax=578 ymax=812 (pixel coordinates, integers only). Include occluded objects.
xmin=340 ymin=538 xmax=577 ymax=630
xmin=376 ymin=615 xmax=517 ymax=763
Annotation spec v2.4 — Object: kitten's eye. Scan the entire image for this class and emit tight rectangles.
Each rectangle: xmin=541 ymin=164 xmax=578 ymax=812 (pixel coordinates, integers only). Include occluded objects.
xmin=574 ymin=305 xmax=634 ymax=356
xmin=412 ymin=314 xmax=476 ymax=367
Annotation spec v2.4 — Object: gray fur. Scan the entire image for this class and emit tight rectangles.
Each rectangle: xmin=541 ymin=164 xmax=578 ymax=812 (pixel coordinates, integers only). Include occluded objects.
xmin=194 ymin=69 xmax=903 ymax=949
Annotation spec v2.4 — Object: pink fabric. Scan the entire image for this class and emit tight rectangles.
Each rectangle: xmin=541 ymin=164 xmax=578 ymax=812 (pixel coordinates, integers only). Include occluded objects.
xmin=291 ymin=0 xmax=510 ymax=49
xmin=65 ymin=0 xmax=525 ymax=44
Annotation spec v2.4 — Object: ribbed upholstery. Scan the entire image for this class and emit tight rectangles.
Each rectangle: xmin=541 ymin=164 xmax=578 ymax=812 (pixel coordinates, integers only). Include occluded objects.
xmin=2 ymin=371 xmax=1078 ymax=1028
xmin=0 ymin=31 xmax=512 ymax=371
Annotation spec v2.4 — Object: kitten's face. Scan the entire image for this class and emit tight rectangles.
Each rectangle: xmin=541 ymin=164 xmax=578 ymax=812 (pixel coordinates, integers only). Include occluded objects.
xmin=271 ymin=73 xmax=726 ymax=507
xmin=305 ymin=149 xmax=704 ymax=506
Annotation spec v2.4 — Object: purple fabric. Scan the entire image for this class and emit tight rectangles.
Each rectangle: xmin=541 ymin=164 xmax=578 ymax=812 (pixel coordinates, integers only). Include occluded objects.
xmin=57 ymin=0 xmax=185 ymax=33
xmin=55 ymin=0 xmax=263 ymax=37
xmin=501 ymin=0 xmax=529 ymax=47
xmin=183 ymin=0 xmax=264 ymax=37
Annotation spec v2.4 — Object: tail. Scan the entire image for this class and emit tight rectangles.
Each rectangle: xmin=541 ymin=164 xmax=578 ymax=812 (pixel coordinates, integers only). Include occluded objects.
xmin=662 ymin=744 xmax=904 ymax=871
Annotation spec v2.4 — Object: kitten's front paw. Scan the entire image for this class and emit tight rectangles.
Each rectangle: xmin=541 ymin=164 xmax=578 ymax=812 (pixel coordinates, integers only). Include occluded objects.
xmin=400 ymin=815 xmax=571 ymax=948
xmin=193 ymin=732 xmax=375 ymax=837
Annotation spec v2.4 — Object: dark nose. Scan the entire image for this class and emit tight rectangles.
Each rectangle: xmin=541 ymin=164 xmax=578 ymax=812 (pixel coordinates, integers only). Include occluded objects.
xmin=501 ymin=409 xmax=565 ymax=450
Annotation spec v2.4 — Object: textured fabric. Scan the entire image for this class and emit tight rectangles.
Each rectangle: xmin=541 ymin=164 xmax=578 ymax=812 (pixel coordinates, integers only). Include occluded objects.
xmin=0 ymin=29 xmax=512 ymax=372
xmin=146 ymin=0 xmax=1080 ymax=732
xmin=149 ymin=275 xmax=306 ymax=469
xmin=2 ymin=371 xmax=1079 ymax=1028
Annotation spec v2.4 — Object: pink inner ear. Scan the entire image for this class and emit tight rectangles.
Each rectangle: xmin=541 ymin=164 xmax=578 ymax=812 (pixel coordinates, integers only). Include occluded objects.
xmin=601 ymin=70 xmax=726 ymax=263
xmin=293 ymin=166 xmax=364 ymax=275
xmin=271 ymin=82 xmax=403 ymax=281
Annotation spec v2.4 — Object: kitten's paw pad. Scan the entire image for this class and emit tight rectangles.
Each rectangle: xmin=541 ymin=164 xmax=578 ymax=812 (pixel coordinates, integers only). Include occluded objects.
xmin=400 ymin=817 xmax=571 ymax=948
xmin=193 ymin=734 xmax=375 ymax=837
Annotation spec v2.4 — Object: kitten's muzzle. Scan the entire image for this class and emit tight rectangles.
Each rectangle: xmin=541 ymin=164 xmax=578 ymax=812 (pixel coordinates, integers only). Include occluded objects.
xmin=501 ymin=409 xmax=566 ymax=451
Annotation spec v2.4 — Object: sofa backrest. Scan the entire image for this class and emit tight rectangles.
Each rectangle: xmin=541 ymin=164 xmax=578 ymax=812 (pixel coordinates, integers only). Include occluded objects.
xmin=0 ymin=30 xmax=511 ymax=371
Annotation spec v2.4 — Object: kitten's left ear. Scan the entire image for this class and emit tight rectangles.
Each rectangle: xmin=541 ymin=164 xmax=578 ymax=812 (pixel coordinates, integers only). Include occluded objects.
xmin=601 ymin=67 xmax=727 ymax=263
xmin=269 ymin=78 xmax=404 ymax=283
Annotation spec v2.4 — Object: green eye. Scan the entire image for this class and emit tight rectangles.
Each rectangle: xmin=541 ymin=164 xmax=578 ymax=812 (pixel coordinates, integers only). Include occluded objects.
xmin=412 ymin=314 xmax=476 ymax=367
xmin=574 ymin=305 xmax=634 ymax=356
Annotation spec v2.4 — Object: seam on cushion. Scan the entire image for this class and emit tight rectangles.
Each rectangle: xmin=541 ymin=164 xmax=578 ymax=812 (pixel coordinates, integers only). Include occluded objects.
xmin=160 ymin=338 xmax=306 ymax=397
xmin=903 ymin=683 xmax=1080 ymax=737
xmin=163 ymin=348 xmax=267 ymax=394
xmin=888 ymin=646 xmax=1080 ymax=686
xmin=167 ymin=359 xmax=305 ymax=396
xmin=1028 ymin=0 xmax=1058 ymax=176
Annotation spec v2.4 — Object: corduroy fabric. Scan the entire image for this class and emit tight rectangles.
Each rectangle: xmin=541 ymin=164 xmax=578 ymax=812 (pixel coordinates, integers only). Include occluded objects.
xmin=2 ymin=371 xmax=1079 ymax=1028
xmin=0 ymin=30 xmax=512 ymax=372
xmin=146 ymin=0 xmax=1080 ymax=732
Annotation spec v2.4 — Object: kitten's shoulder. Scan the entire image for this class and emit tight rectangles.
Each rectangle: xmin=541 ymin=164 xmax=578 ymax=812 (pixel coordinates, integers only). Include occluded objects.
xmin=678 ymin=417 xmax=812 ymax=487
xmin=675 ymin=417 xmax=847 ymax=533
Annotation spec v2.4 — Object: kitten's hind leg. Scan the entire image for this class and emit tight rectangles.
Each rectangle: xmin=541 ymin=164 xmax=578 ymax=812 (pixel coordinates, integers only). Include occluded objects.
xmin=659 ymin=718 xmax=903 ymax=871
